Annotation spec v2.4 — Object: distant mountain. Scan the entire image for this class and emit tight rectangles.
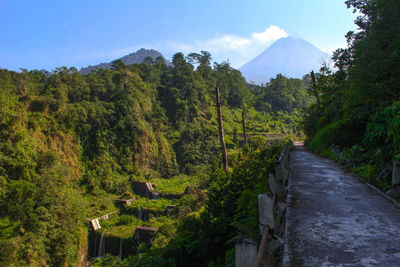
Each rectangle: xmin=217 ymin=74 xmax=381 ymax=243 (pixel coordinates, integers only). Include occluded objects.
xmin=239 ymin=36 xmax=329 ymax=84
xmin=79 ymin=48 xmax=170 ymax=75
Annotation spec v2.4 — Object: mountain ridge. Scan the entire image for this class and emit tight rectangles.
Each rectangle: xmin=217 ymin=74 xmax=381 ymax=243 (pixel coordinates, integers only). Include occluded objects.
xmin=79 ymin=48 xmax=171 ymax=74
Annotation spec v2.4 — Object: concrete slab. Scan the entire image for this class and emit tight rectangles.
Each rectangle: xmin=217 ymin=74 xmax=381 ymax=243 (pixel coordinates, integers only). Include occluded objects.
xmin=283 ymin=146 xmax=400 ymax=267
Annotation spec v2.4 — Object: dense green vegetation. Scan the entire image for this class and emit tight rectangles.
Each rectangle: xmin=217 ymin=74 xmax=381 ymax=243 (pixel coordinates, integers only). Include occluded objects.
xmin=108 ymin=143 xmax=284 ymax=267
xmin=0 ymin=50 xmax=308 ymax=266
xmin=302 ymin=0 xmax=400 ymax=191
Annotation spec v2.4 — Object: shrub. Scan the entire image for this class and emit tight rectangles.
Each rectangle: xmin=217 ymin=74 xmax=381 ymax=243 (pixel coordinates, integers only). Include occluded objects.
xmin=117 ymin=215 xmax=135 ymax=226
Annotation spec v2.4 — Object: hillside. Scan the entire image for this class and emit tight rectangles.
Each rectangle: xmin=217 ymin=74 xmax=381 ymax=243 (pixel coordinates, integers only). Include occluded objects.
xmin=0 ymin=52 xmax=309 ymax=266
xmin=239 ymin=36 xmax=328 ymax=84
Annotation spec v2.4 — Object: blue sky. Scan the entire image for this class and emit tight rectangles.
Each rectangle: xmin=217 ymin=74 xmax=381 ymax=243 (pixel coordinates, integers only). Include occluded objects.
xmin=0 ymin=0 xmax=358 ymax=71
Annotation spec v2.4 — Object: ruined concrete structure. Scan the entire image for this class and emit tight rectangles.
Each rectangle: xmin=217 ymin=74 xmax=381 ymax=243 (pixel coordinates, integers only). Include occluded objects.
xmin=90 ymin=218 xmax=101 ymax=231
xmin=88 ymin=211 xmax=117 ymax=231
xmin=235 ymin=238 xmax=257 ymax=267
xmin=134 ymin=226 xmax=159 ymax=244
xmin=115 ymin=198 xmax=134 ymax=206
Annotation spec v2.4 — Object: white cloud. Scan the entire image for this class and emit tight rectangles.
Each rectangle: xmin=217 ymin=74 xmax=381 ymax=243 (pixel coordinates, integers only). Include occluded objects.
xmin=81 ymin=25 xmax=289 ymax=69
xmin=252 ymin=25 xmax=288 ymax=44
xmin=157 ymin=25 xmax=289 ymax=67
xmin=206 ymin=35 xmax=252 ymax=51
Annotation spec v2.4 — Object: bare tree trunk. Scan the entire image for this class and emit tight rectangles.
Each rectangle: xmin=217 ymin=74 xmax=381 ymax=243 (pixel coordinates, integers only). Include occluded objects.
xmin=242 ymin=109 xmax=248 ymax=145
xmin=310 ymin=71 xmax=320 ymax=106
xmin=215 ymin=87 xmax=229 ymax=175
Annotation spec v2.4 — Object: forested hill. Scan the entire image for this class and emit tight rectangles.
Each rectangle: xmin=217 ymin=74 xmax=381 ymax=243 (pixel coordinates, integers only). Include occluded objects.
xmin=0 ymin=51 xmax=310 ymax=265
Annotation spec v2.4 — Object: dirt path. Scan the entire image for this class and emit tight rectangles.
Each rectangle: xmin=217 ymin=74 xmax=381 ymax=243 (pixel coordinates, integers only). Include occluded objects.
xmin=283 ymin=145 xmax=400 ymax=266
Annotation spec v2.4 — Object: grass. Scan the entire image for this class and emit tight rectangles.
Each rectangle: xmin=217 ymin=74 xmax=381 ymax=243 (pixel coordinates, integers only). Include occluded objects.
xmin=144 ymin=215 xmax=176 ymax=228
xmin=151 ymin=174 xmax=199 ymax=195
xmin=97 ymin=214 xmax=141 ymax=238
xmin=129 ymin=196 xmax=177 ymax=211
xmin=97 ymin=214 xmax=177 ymax=239
xmin=85 ymin=193 xmax=119 ymax=219
xmin=99 ymin=220 xmax=142 ymax=239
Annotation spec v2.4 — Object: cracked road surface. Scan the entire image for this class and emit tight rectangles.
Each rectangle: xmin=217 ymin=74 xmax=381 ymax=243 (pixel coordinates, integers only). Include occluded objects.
xmin=283 ymin=145 xmax=400 ymax=267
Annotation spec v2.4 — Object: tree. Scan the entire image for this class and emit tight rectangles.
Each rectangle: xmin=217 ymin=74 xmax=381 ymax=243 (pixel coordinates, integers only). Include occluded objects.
xmin=242 ymin=109 xmax=248 ymax=145
xmin=111 ymin=59 xmax=126 ymax=70
xmin=172 ymin=53 xmax=187 ymax=67
xmin=185 ymin=51 xmax=212 ymax=67
xmin=6 ymin=180 xmax=37 ymax=232
xmin=198 ymin=51 xmax=212 ymax=66
xmin=215 ymin=87 xmax=229 ymax=175
xmin=144 ymin=56 xmax=154 ymax=65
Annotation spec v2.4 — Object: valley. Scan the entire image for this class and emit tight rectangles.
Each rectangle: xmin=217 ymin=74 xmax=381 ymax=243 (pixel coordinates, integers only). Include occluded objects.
xmin=0 ymin=51 xmax=309 ymax=266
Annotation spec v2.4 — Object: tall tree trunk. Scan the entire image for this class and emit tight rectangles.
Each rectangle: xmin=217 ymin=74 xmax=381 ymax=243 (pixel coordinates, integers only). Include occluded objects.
xmin=215 ymin=87 xmax=229 ymax=175
xmin=310 ymin=71 xmax=320 ymax=106
xmin=242 ymin=109 xmax=248 ymax=145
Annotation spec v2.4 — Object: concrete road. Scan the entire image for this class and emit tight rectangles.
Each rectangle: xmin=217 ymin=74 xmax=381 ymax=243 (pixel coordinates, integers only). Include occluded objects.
xmin=283 ymin=145 xmax=400 ymax=267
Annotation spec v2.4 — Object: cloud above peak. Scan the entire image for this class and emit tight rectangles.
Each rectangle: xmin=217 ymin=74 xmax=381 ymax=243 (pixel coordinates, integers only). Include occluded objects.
xmin=252 ymin=25 xmax=289 ymax=43
xmin=90 ymin=25 xmax=289 ymax=69
xmin=161 ymin=25 xmax=289 ymax=67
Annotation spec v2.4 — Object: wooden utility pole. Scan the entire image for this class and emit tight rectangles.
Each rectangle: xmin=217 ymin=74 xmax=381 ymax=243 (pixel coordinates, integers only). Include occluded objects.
xmin=215 ymin=87 xmax=229 ymax=175
xmin=310 ymin=71 xmax=320 ymax=106
xmin=242 ymin=109 xmax=248 ymax=145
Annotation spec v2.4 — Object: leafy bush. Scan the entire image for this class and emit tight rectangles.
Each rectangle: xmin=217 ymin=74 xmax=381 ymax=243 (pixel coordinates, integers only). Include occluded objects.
xmin=117 ymin=215 xmax=135 ymax=226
